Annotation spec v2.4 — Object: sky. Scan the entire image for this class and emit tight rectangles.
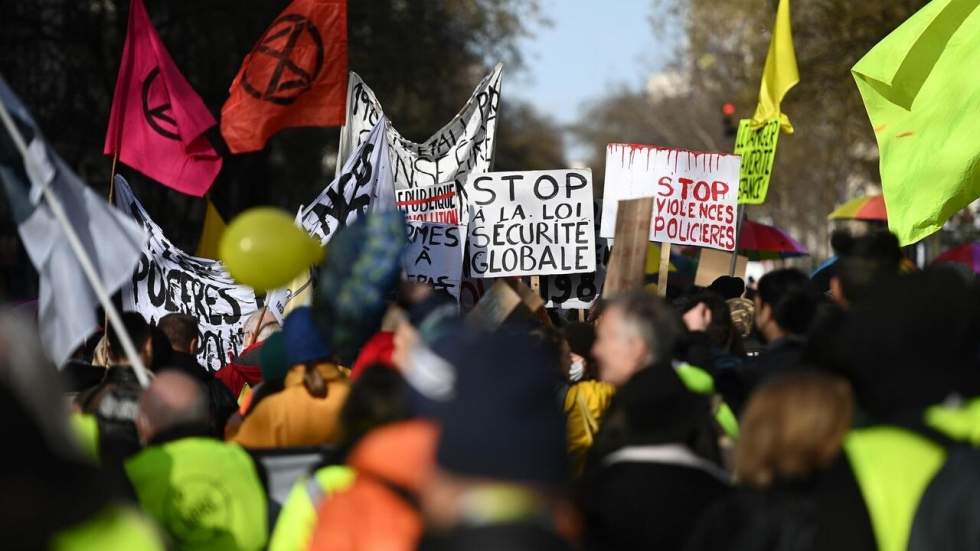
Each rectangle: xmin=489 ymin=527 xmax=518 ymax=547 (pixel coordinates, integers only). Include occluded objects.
xmin=509 ymin=0 xmax=678 ymax=161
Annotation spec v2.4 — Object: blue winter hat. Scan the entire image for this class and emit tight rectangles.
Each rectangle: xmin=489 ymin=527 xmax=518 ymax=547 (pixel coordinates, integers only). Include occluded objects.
xmin=433 ymin=329 xmax=569 ymax=488
xmin=283 ymin=306 xmax=331 ymax=366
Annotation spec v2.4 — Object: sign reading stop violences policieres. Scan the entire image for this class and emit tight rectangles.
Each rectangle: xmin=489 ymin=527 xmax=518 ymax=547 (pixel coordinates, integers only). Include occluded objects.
xmin=735 ymin=119 xmax=781 ymax=205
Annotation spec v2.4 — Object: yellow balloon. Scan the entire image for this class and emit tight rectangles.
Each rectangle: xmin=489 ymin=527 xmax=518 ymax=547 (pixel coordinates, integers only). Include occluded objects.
xmin=219 ymin=207 xmax=324 ymax=292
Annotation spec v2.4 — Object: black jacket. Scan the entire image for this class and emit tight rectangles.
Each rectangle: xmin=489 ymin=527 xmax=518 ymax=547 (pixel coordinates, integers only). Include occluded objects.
xmin=739 ymin=336 xmax=807 ymax=395
xmin=685 ymin=454 xmax=876 ymax=551
xmin=581 ymin=365 xmax=731 ymax=551
xmin=419 ymin=523 xmax=574 ymax=551
xmin=77 ymin=365 xmax=143 ymax=469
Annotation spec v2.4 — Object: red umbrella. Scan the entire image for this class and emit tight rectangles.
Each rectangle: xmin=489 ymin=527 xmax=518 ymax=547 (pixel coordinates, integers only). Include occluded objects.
xmin=737 ymin=219 xmax=809 ymax=260
xmin=933 ymin=241 xmax=980 ymax=274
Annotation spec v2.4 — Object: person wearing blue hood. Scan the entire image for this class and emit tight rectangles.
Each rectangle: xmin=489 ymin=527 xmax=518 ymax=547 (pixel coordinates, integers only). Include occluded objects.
xmin=232 ymin=307 xmax=350 ymax=449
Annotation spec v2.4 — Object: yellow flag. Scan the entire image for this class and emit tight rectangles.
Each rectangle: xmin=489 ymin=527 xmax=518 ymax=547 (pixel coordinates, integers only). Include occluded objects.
xmin=195 ymin=199 xmax=226 ymax=259
xmin=752 ymin=0 xmax=800 ymax=133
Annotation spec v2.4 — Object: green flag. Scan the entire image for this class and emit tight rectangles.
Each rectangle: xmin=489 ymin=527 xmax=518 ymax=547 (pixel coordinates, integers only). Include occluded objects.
xmin=852 ymin=0 xmax=980 ymax=245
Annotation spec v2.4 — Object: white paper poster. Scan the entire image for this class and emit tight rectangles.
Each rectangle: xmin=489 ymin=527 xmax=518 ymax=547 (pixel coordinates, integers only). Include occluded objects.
xmin=601 ymin=145 xmax=740 ymax=251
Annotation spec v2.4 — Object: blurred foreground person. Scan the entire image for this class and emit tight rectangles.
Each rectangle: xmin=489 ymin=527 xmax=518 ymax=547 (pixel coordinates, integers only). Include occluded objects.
xmin=233 ymin=307 xmax=350 ymax=448
xmin=270 ymin=365 xmax=413 ymax=551
xmin=419 ymin=330 xmax=574 ymax=551
xmin=76 ymin=312 xmax=154 ymax=467
xmin=157 ymin=312 xmax=237 ymax=435
xmin=686 ymin=372 xmax=872 ymax=551
xmin=824 ymin=269 xmax=980 ymax=551
xmin=0 ymin=311 xmax=164 ymax=550
xmin=127 ymin=371 xmax=268 ymax=551
xmin=584 ymin=291 xmax=729 ymax=550
xmin=308 ymin=420 xmax=439 ymax=551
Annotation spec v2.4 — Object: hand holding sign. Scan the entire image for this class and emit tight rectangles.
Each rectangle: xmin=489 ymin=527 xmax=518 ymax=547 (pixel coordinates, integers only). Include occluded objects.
xmin=220 ymin=207 xmax=324 ymax=292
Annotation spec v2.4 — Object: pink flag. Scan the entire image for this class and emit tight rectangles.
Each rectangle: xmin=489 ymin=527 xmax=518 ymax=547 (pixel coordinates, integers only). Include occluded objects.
xmin=104 ymin=0 xmax=221 ymax=197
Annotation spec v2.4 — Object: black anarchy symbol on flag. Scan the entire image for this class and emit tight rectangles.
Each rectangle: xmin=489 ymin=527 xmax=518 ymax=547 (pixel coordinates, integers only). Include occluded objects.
xmin=141 ymin=67 xmax=180 ymax=141
xmin=242 ymin=14 xmax=324 ymax=106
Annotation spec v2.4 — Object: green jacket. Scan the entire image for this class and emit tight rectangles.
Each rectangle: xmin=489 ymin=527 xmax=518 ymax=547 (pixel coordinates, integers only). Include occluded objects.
xmin=126 ymin=434 xmax=268 ymax=551
xmin=50 ymin=505 xmax=165 ymax=551
xmin=268 ymin=465 xmax=356 ymax=551
xmin=846 ymin=397 xmax=980 ymax=551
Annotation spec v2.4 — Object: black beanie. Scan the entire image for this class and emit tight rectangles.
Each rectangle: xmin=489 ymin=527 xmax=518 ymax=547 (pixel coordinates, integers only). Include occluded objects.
xmin=433 ymin=330 xmax=569 ymax=488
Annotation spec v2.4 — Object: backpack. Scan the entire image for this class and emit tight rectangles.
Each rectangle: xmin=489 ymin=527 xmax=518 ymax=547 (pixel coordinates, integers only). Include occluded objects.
xmin=907 ymin=426 xmax=980 ymax=551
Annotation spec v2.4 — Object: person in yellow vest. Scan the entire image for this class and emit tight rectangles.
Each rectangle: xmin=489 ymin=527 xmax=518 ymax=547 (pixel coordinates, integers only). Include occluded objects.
xmin=126 ymin=371 xmax=268 ymax=551
xmin=823 ymin=268 xmax=980 ymax=551
xmin=232 ymin=307 xmax=351 ymax=449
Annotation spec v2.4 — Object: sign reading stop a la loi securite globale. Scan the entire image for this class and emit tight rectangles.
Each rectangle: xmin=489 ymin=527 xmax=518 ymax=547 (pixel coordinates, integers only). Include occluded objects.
xmin=600 ymin=144 xmax=741 ymax=251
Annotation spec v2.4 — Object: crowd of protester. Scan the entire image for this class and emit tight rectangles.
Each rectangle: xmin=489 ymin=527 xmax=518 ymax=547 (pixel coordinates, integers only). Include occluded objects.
xmin=2 ymin=227 xmax=979 ymax=550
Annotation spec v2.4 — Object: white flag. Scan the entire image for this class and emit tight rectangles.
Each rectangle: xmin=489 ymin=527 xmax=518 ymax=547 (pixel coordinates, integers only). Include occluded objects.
xmin=0 ymin=76 xmax=146 ymax=367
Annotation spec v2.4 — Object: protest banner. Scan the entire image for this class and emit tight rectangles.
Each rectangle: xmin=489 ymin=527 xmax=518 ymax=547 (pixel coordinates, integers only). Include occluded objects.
xmin=401 ymin=222 xmax=466 ymax=300
xmin=266 ymin=119 xmax=391 ymax=320
xmin=114 ymin=176 xmax=258 ymax=371
xmin=539 ymin=245 xmax=607 ymax=309
xmin=601 ymin=145 xmax=740 ymax=251
xmin=735 ymin=119 xmax=780 ymax=204
xmin=396 ymin=182 xmax=463 ymax=225
xmin=541 ymin=200 xmax=608 ymax=309
xmin=695 ymin=248 xmax=749 ymax=288
xmin=466 ymin=169 xmax=596 ymax=278
xmin=298 ymin=120 xmax=391 ymax=245
xmin=337 ymin=65 xmax=502 ymax=217
xmin=603 ymin=197 xmax=653 ymax=299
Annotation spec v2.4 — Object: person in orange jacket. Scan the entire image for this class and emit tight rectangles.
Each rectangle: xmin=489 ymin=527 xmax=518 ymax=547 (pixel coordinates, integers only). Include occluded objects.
xmin=232 ymin=307 xmax=350 ymax=449
xmin=307 ymin=420 xmax=439 ymax=551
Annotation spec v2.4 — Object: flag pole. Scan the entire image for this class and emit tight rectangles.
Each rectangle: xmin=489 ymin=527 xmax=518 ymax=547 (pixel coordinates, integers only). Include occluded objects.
xmin=0 ymin=101 xmax=151 ymax=388
xmin=107 ymin=151 xmax=119 ymax=202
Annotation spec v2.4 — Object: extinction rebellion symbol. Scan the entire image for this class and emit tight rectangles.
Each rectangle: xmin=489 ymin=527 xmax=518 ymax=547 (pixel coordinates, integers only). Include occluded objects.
xmin=141 ymin=67 xmax=180 ymax=141
xmin=242 ymin=14 xmax=324 ymax=105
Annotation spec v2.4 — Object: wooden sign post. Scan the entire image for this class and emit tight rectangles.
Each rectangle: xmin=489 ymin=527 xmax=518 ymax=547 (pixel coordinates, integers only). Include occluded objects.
xmin=657 ymin=242 xmax=672 ymax=297
xmin=603 ymin=197 xmax=654 ymax=299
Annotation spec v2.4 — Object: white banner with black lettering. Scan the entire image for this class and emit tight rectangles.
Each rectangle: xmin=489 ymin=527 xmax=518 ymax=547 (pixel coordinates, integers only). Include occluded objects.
xmin=337 ymin=64 xmax=503 ymax=219
xmin=266 ymin=120 xmax=393 ymax=321
xmin=114 ymin=176 xmax=257 ymax=371
xmin=299 ymin=120 xmax=392 ymax=245
xmin=402 ymin=222 xmax=466 ymax=299
xmin=466 ymin=169 xmax=596 ymax=278
xmin=541 ymin=201 xmax=609 ymax=309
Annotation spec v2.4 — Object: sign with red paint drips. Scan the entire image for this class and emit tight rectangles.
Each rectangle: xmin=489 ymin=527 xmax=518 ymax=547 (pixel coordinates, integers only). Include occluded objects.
xmin=600 ymin=144 xmax=740 ymax=251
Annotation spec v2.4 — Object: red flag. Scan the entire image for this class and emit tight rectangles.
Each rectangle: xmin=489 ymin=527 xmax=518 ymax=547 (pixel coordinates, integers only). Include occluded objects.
xmin=221 ymin=0 xmax=348 ymax=154
xmin=104 ymin=0 xmax=222 ymax=197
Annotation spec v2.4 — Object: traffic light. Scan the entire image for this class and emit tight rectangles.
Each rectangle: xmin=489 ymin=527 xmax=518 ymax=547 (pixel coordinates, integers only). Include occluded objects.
xmin=722 ymin=102 xmax=738 ymax=138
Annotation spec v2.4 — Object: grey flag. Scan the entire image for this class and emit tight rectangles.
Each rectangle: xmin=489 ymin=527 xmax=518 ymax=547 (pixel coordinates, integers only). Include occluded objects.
xmin=0 ymin=75 xmax=146 ymax=367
